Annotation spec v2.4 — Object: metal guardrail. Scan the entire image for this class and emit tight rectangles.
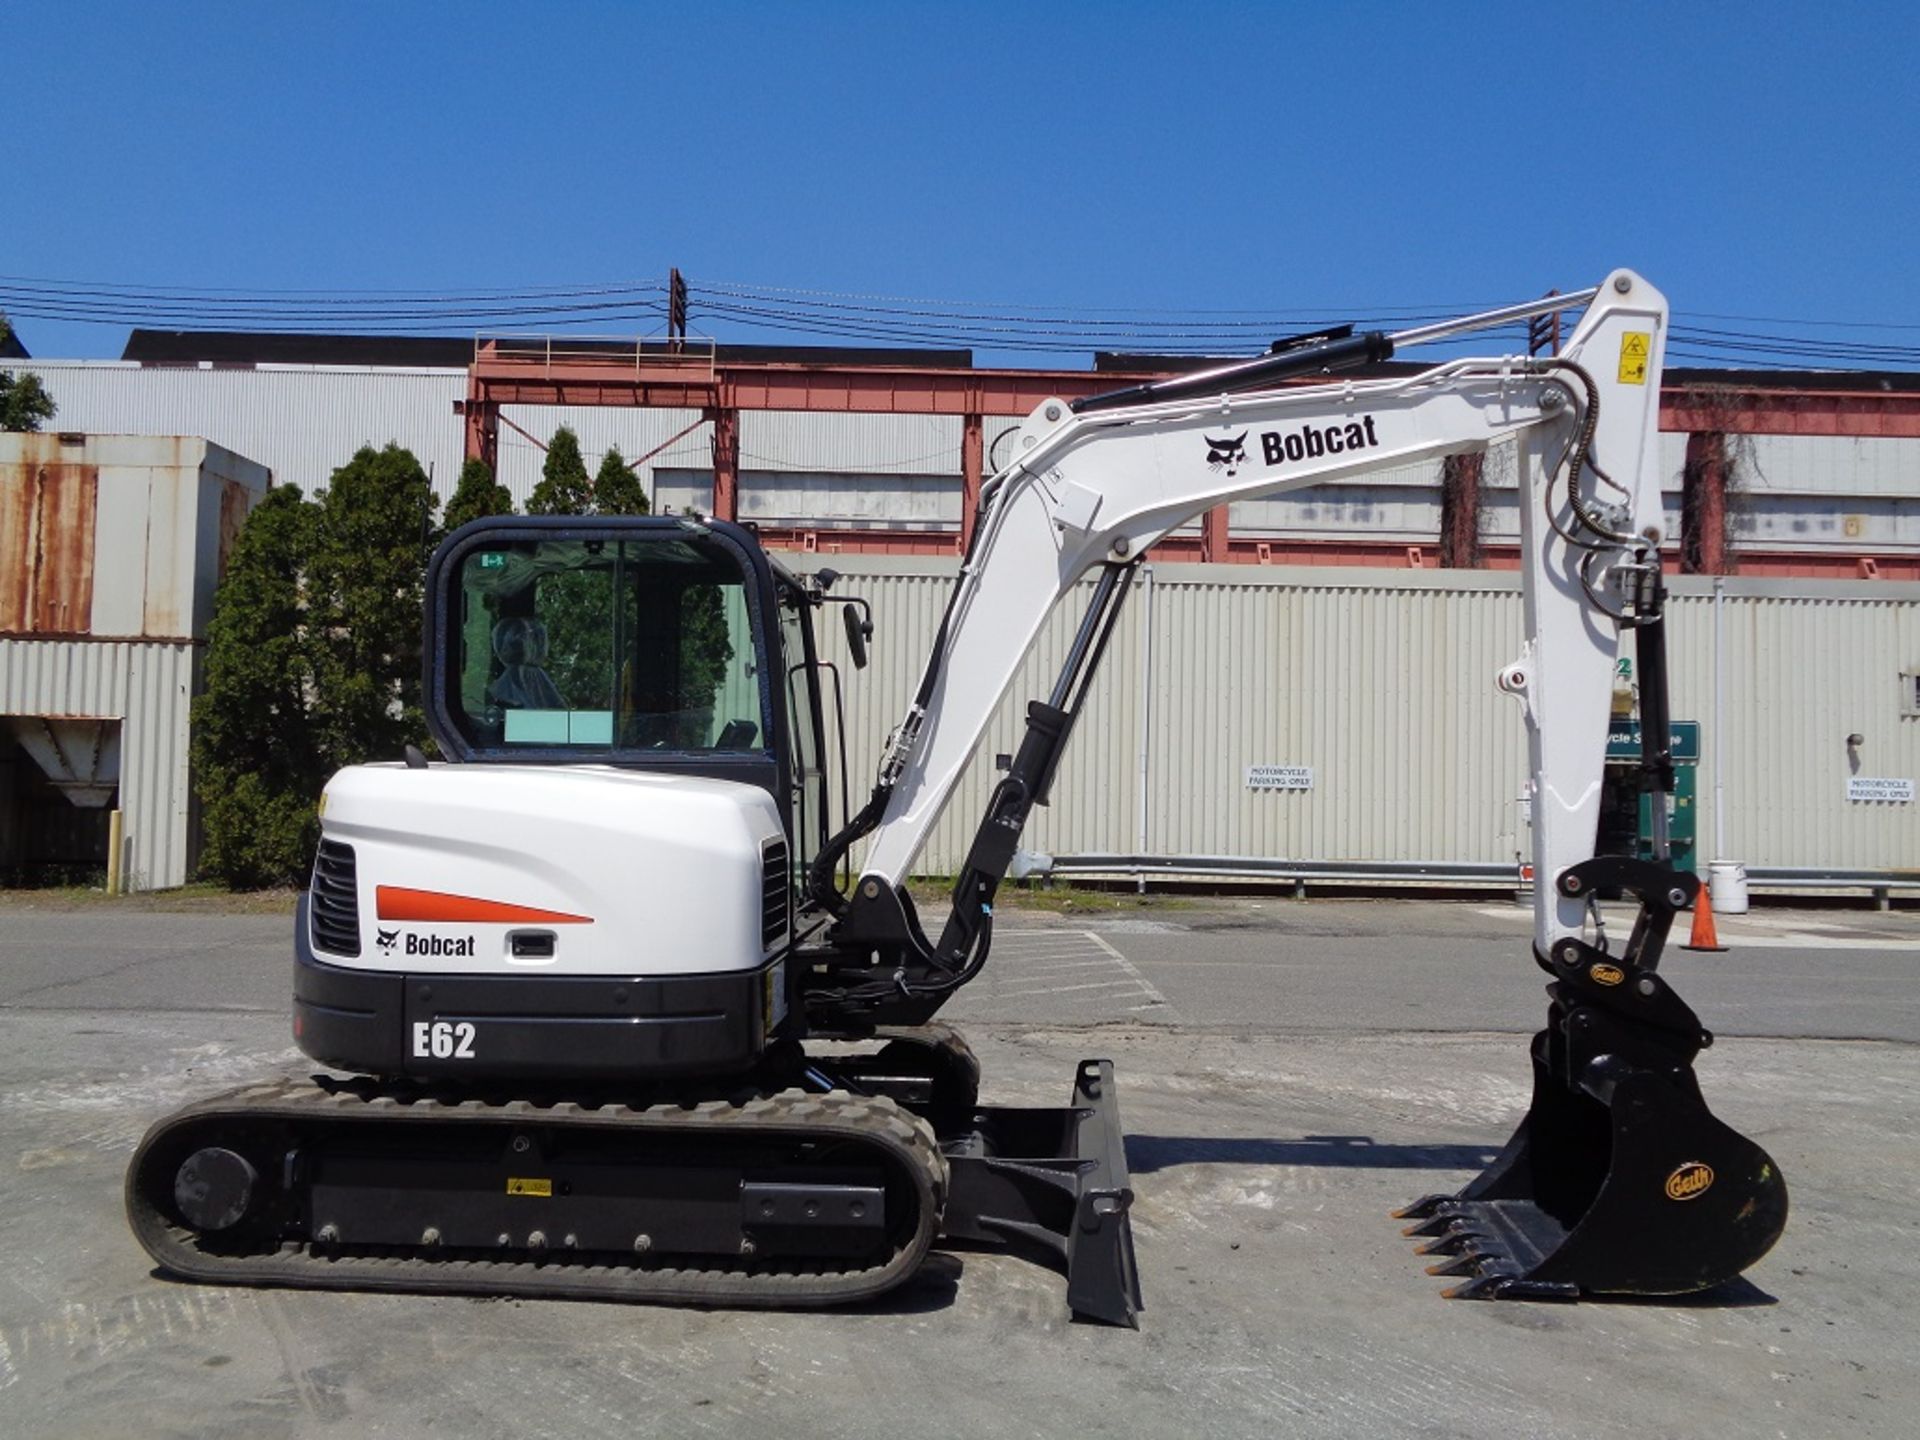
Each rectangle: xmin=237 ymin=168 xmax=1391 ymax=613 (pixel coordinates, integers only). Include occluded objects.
xmin=1043 ymin=854 xmax=1520 ymax=886
xmin=472 ymin=333 xmax=718 ymax=380
xmin=1744 ymin=866 xmax=1920 ymax=891
xmin=1042 ymin=853 xmax=1920 ymax=895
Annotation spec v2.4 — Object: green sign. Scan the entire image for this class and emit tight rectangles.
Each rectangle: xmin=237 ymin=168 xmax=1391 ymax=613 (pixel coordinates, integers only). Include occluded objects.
xmin=1606 ymin=720 xmax=1701 ymax=762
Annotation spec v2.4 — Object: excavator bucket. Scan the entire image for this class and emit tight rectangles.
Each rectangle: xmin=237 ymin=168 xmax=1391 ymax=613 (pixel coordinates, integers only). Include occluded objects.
xmin=1396 ymin=959 xmax=1788 ymax=1300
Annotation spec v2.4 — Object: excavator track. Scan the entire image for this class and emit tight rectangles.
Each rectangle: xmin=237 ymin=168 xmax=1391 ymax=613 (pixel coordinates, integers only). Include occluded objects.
xmin=127 ymin=1075 xmax=946 ymax=1310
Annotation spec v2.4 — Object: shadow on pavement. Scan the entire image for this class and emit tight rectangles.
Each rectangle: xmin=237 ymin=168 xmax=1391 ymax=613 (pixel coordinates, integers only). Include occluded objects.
xmin=1601 ymin=1275 xmax=1778 ymax=1308
xmin=1126 ymin=1133 xmax=1501 ymax=1172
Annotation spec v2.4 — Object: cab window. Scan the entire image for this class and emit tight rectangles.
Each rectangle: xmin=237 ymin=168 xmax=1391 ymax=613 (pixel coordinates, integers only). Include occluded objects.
xmin=449 ymin=535 xmax=767 ymax=754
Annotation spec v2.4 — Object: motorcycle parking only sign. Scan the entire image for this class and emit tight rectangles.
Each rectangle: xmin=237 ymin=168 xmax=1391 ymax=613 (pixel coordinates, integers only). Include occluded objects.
xmin=1246 ymin=765 xmax=1314 ymax=791
xmin=1847 ymin=776 xmax=1914 ymax=803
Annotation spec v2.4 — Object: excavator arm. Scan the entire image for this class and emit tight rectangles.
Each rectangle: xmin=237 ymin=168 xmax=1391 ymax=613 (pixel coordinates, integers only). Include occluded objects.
xmin=812 ymin=270 xmax=1787 ymax=1306
xmin=822 ymin=271 xmax=1669 ymax=972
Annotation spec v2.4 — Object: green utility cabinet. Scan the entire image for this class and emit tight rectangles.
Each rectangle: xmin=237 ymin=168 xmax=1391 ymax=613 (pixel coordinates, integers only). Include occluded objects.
xmin=1597 ymin=719 xmax=1700 ymax=872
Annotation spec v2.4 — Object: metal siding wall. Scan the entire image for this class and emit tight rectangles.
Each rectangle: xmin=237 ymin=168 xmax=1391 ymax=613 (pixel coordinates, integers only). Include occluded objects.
xmin=737 ymin=472 xmax=960 ymax=529
xmin=497 ymin=406 xmax=708 ymax=509
xmin=1740 ymin=434 xmax=1920 ymax=496
xmin=804 ymin=564 xmax=1138 ymax=876
xmin=0 ymin=638 xmax=199 ymax=889
xmin=1141 ymin=573 xmax=1525 ymax=865
xmin=746 ymin=412 xmax=963 ymax=475
xmin=784 ymin=555 xmax=1918 ymax=878
xmin=1230 ymin=456 xmax=1444 ymax=540
xmin=30 ymin=368 xmax=1919 ymax=555
xmin=1666 ymin=589 xmax=1920 ymax=870
xmin=23 ymin=363 xmax=467 ymax=499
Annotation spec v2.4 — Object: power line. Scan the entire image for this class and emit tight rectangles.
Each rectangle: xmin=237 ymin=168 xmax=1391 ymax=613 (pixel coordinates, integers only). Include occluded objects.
xmin=5 ymin=271 xmax=1919 ymax=370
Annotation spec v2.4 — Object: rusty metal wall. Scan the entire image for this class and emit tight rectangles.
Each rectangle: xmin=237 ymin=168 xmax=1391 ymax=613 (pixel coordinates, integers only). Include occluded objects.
xmin=0 ymin=638 xmax=201 ymax=889
xmin=0 ymin=454 xmax=96 ymax=634
xmin=799 ymin=555 xmax=1919 ymax=882
xmin=1 ymin=433 xmax=269 ymax=642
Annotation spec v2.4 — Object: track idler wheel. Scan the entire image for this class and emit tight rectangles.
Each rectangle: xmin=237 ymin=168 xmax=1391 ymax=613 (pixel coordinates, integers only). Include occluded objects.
xmin=173 ymin=1147 xmax=260 ymax=1233
xmin=1396 ymin=944 xmax=1788 ymax=1300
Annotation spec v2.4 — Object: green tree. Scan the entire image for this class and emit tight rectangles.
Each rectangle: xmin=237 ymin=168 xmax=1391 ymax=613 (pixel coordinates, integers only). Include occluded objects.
xmin=592 ymin=445 xmax=650 ymax=516
xmin=193 ymin=485 xmax=325 ymax=886
xmin=306 ymin=444 xmax=440 ymax=770
xmin=526 ymin=425 xmax=592 ymax=515
xmin=442 ymin=457 xmax=515 ymax=534
xmin=194 ymin=445 xmax=443 ymax=888
xmin=0 ymin=313 xmax=56 ymax=433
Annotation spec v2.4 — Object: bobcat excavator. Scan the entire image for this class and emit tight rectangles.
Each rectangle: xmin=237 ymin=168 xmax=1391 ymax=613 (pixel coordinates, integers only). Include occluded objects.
xmin=128 ymin=271 xmax=1787 ymax=1325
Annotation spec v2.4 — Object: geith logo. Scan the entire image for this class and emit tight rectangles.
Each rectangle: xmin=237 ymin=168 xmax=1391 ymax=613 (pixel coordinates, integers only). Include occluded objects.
xmin=1260 ymin=415 xmax=1380 ymax=468
xmin=1589 ymin=962 xmax=1626 ymax=987
xmin=1205 ymin=430 xmax=1249 ymax=477
xmin=404 ymin=933 xmax=476 ymax=958
xmin=1664 ymin=1162 xmax=1715 ymax=1202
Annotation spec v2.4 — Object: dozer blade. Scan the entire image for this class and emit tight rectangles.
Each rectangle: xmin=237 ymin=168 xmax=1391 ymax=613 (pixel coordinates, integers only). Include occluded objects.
xmin=941 ymin=1058 xmax=1143 ymax=1327
xmin=1395 ymin=970 xmax=1788 ymax=1301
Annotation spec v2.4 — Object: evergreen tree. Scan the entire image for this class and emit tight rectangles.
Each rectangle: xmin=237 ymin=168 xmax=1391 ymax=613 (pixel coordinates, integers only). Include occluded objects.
xmin=442 ymin=457 xmax=515 ymax=534
xmin=193 ymin=485 xmax=324 ymax=886
xmin=305 ymin=444 xmax=440 ymax=770
xmin=592 ymin=445 xmax=650 ymax=516
xmin=0 ymin=313 xmax=56 ymax=433
xmin=526 ymin=425 xmax=592 ymax=515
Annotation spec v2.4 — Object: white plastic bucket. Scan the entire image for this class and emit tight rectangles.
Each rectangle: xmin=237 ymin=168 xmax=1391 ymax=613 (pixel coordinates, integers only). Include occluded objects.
xmin=1708 ymin=861 xmax=1750 ymax=915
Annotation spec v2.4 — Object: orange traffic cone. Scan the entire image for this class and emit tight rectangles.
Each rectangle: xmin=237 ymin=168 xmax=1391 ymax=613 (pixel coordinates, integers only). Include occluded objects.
xmin=1682 ymin=879 xmax=1729 ymax=952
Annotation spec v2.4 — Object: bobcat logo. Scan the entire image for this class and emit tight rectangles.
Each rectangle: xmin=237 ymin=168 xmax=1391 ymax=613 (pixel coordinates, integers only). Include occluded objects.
xmin=376 ymin=927 xmax=401 ymax=954
xmin=1205 ymin=431 xmax=1248 ymax=477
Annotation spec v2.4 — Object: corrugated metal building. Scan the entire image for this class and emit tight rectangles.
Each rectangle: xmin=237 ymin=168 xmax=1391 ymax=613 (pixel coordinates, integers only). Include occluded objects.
xmin=21 ymin=360 xmax=1919 ymax=558
xmin=802 ymin=559 xmax=1919 ymax=889
xmin=6 ymin=349 xmax=1914 ymax=896
xmin=0 ymin=433 xmax=268 ymax=888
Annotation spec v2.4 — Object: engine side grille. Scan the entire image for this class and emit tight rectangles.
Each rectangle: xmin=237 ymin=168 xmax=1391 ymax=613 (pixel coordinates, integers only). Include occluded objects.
xmin=761 ymin=839 xmax=791 ymax=950
xmin=309 ymin=840 xmax=362 ymax=957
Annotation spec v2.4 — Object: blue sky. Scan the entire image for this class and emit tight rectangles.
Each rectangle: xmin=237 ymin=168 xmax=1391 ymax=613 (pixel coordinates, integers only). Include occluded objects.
xmin=8 ymin=3 xmax=1919 ymax=366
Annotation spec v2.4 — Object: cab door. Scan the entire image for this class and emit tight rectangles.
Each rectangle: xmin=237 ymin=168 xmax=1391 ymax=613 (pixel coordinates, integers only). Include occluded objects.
xmin=777 ymin=582 xmax=831 ymax=886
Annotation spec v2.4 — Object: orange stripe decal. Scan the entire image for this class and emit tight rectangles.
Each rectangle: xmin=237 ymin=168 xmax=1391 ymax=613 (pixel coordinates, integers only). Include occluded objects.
xmin=375 ymin=886 xmax=593 ymax=925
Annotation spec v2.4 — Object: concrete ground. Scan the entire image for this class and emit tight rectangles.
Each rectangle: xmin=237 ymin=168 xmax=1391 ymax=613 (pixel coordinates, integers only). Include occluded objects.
xmin=0 ymin=895 xmax=1913 ymax=1439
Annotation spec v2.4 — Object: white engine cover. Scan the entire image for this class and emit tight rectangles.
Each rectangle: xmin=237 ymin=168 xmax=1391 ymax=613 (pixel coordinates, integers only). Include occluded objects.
xmin=314 ymin=763 xmax=787 ymax=978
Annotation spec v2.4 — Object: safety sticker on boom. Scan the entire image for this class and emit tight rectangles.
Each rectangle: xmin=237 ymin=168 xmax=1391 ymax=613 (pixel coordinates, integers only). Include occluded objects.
xmin=1618 ymin=332 xmax=1651 ymax=385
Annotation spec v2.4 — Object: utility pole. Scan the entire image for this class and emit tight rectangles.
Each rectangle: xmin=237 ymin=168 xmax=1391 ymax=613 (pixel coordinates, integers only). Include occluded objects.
xmin=668 ymin=268 xmax=688 ymax=353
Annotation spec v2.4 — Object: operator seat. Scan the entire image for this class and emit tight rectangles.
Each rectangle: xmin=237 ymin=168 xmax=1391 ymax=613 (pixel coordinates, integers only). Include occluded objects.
xmin=487 ymin=616 xmax=566 ymax=710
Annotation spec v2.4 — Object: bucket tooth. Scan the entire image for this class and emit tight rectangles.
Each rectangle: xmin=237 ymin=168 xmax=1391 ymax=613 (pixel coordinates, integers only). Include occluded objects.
xmin=1391 ymin=1194 xmax=1449 ymax=1222
xmin=1399 ymin=1212 xmax=1460 ymax=1239
xmin=1423 ymin=1254 xmax=1481 ymax=1278
xmin=1413 ymin=1232 xmax=1473 ymax=1257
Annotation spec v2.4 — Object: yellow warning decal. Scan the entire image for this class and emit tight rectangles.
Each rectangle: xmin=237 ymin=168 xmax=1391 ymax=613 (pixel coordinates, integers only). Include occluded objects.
xmin=505 ymin=1177 xmax=552 ymax=1197
xmin=1618 ymin=331 xmax=1651 ymax=385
